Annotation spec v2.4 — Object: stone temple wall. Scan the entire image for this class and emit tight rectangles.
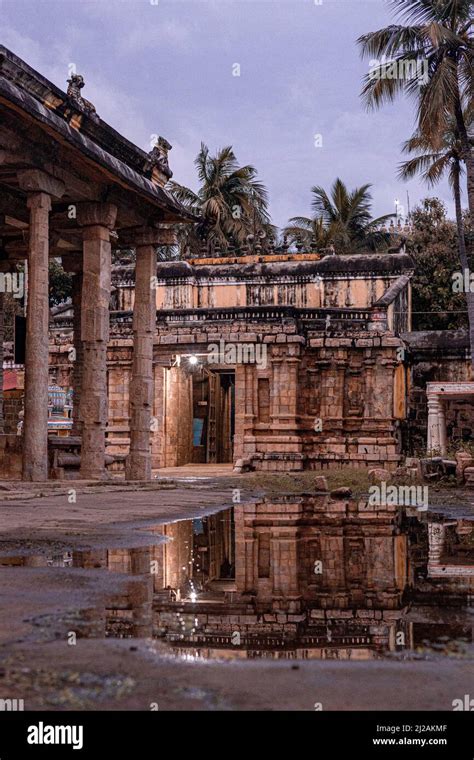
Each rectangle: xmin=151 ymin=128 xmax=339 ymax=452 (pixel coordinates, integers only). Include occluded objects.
xmin=150 ymin=312 xmax=405 ymax=471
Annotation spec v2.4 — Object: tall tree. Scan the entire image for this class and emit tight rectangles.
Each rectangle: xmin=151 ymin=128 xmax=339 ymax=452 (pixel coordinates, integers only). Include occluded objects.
xmin=359 ymin=0 xmax=474 ymax=366
xmin=358 ymin=0 xmax=473 ymax=219
xmin=399 ymin=114 xmax=469 ymax=270
xmin=285 ymin=179 xmax=394 ymax=254
xmin=168 ymin=143 xmax=272 ymax=257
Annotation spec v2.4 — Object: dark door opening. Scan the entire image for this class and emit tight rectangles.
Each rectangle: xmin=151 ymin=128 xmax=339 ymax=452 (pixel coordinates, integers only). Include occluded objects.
xmin=192 ymin=369 xmax=235 ymax=464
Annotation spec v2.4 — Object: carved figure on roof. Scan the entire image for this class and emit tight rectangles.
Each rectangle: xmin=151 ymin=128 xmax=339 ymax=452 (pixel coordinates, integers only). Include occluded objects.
xmin=144 ymin=136 xmax=173 ymax=179
xmin=66 ymin=74 xmax=99 ymax=120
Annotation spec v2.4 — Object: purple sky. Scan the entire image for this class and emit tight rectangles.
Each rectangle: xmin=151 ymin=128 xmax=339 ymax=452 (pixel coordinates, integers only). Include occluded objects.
xmin=1 ymin=0 xmax=460 ymax=228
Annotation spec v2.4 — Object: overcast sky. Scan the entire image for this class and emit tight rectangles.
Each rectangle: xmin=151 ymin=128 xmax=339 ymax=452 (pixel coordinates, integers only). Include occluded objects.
xmin=1 ymin=0 xmax=459 ymax=229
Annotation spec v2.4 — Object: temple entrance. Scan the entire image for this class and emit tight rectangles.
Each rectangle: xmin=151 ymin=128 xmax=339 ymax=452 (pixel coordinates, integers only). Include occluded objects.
xmin=192 ymin=369 xmax=235 ymax=464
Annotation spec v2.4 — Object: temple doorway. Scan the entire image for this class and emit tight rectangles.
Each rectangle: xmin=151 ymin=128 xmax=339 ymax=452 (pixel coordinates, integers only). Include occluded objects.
xmin=192 ymin=369 xmax=235 ymax=464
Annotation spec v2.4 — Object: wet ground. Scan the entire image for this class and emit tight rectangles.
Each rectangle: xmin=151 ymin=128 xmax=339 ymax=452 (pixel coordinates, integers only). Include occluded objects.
xmin=0 ymin=473 xmax=472 ymax=711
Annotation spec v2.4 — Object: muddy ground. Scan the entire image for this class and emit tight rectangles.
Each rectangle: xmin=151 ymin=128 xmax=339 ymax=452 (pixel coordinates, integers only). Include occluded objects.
xmin=0 ymin=471 xmax=472 ymax=711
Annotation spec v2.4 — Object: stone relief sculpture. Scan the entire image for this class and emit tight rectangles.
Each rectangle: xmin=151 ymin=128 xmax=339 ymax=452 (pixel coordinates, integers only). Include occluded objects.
xmin=66 ymin=74 xmax=99 ymax=121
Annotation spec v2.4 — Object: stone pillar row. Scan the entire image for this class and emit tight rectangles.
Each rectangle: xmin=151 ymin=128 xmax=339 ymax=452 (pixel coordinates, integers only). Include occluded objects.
xmin=18 ymin=172 xmax=173 ymax=481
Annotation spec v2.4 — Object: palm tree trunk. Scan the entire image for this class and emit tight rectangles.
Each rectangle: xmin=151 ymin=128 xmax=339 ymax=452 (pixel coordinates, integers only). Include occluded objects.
xmin=454 ymin=89 xmax=474 ymax=218
xmin=457 ymin=129 xmax=474 ymax=220
xmin=453 ymin=162 xmax=474 ymax=370
xmin=453 ymin=73 xmax=474 ymax=369
xmin=453 ymin=163 xmax=468 ymax=270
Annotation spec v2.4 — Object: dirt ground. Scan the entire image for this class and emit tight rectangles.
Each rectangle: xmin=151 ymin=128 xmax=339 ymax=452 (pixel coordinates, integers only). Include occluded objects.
xmin=0 ymin=469 xmax=472 ymax=711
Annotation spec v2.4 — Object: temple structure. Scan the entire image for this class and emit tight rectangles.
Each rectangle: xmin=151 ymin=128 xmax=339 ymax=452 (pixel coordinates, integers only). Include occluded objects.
xmin=0 ymin=46 xmax=194 ymax=481
xmin=49 ymin=249 xmax=413 ymax=474
xmin=3 ymin=47 xmax=470 ymax=482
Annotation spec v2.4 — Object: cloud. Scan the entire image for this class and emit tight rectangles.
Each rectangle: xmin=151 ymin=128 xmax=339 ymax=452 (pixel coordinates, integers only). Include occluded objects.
xmin=120 ymin=17 xmax=194 ymax=54
xmin=1 ymin=0 xmax=462 ymax=229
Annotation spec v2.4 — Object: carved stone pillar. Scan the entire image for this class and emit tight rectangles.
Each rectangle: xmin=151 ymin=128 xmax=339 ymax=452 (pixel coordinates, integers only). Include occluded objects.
xmin=270 ymin=356 xmax=282 ymax=419
xmin=285 ymin=356 xmax=300 ymax=420
xmin=233 ymin=364 xmax=246 ymax=461
xmin=438 ymin=398 xmax=447 ymax=456
xmin=428 ymin=522 xmax=445 ymax=568
xmin=77 ymin=203 xmax=117 ymax=479
xmin=363 ymin=357 xmax=376 ymax=419
xmin=126 ymin=227 xmax=167 ymax=481
xmin=71 ymin=273 xmax=83 ymax=435
xmin=62 ymin=254 xmax=84 ymax=437
xmin=427 ymin=392 xmax=442 ymax=454
xmin=18 ymin=170 xmax=64 ymax=481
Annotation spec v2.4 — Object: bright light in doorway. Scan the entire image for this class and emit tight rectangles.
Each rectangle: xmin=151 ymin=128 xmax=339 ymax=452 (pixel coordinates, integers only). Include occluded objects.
xmin=188 ymin=356 xmax=199 ymax=366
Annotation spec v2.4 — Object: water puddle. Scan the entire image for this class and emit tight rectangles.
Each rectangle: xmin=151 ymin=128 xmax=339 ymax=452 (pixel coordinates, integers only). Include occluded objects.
xmin=1 ymin=496 xmax=473 ymax=661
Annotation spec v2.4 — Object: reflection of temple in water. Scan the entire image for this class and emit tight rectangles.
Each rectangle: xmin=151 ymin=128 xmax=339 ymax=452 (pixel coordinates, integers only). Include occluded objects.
xmin=2 ymin=496 xmax=471 ymax=659
xmin=150 ymin=497 xmax=473 ymax=660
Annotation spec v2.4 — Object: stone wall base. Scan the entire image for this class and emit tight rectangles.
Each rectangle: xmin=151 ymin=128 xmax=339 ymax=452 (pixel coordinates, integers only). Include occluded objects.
xmin=0 ymin=434 xmax=23 ymax=479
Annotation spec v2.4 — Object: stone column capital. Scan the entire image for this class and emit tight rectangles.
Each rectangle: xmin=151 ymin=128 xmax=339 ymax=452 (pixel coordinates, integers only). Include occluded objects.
xmin=77 ymin=202 xmax=117 ymax=229
xmin=26 ymin=193 xmax=52 ymax=212
xmin=122 ymin=225 xmax=177 ymax=248
xmin=427 ymin=392 xmax=441 ymax=409
xmin=82 ymin=225 xmax=112 ymax=243
xmin=18 ymin=169 xmax=65 ymax=199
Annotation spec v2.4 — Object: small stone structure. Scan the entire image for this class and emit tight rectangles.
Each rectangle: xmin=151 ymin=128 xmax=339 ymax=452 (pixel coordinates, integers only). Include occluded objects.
xmin=426 ymin=382 xmax=474 ymax=456
xmin=402 ymin=330 xmax=473 ymax=453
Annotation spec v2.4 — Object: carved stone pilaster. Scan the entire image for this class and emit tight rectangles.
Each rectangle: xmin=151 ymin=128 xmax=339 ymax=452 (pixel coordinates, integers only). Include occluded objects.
xmin=126 ymin=228 xmax=161 ymax=481
xmin=77 ymin=203 xmax=117 ymax=479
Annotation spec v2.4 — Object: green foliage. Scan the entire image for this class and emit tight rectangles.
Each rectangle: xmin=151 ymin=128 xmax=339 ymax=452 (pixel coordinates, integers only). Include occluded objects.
xmin=358 ymin=0 xmax=472 ymax=143
xmin=48 ymin=260 xmax=72 ymax=306
xmin=168 ymin=143 xmax=273 ymax=257
xmin=285 ymin=178 xmax=394 ymax=253
xmin=407 ymin=198 xmax=473 ymax=330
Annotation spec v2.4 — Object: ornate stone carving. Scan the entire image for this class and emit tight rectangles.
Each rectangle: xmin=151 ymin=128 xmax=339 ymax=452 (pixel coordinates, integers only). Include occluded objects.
xmin=143 ymin=137 xmax=173 ymax=179
xmin=66 ymin=74 xmax=99 ymax=121
xmin=76 ymin=202 xmax=117 ymax=229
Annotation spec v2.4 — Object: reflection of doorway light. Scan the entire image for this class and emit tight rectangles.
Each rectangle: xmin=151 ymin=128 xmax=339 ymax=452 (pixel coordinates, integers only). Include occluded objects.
xmin=193 ymin=518 xmax=205 ymax=535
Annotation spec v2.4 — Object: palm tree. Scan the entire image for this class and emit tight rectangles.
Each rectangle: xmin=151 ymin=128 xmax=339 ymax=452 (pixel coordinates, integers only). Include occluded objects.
xmin=399 ymin=113 xmax=474 ymax=353
xmin=285 ymin=179 xmax=394 ymax=254
xmin=399 ymin=115 xmax=469 ymax=269
xmin=358 ymin=0 xmax=473 ymax=219
xmin=168 ymin=143 xmax=272 ymax=257
xmin=284 ymin=215 xmax=333 ymax=251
